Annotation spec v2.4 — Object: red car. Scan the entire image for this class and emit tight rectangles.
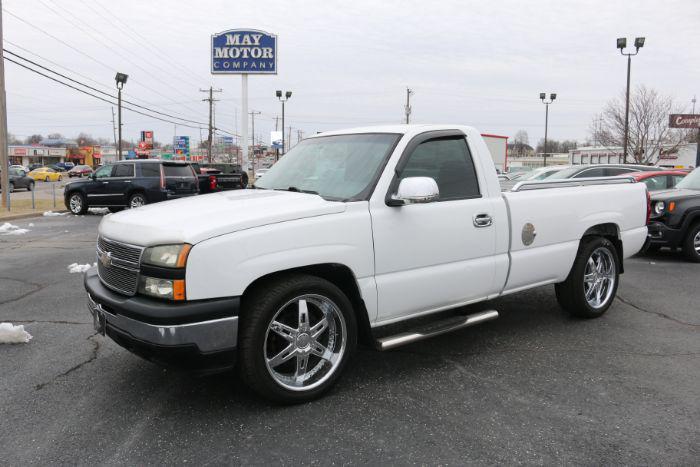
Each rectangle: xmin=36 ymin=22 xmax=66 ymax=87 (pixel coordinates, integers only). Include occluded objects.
xmin=68 ymin=165 xmax=94 ymax=178
xmin=625 ymin=170 xmax=688 ymax=191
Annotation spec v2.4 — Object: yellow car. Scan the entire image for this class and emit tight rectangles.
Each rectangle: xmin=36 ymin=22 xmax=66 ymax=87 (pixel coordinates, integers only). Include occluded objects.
xmin=28 ymin=167 xmax=63 ymax=182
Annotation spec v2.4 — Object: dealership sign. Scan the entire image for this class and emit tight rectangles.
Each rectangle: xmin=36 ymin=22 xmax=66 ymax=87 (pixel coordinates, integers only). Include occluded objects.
xmin=211 ymin=29 xmax=277 ymax=74
xmin=173 ymin=136 xmax=190 ymax=157
xmin=669 ymin=114 xmax=700 ymax=129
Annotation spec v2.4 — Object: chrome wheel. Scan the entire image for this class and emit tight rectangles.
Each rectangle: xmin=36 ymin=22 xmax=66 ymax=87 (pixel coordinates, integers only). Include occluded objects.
xmin=129 ymin=194 xmax=145 ymax=208
xmin=69 ymin=194 xmax=82 ymax=214
xmin=264 ymin=294 xmax=347 ymax=392
xmin=694 ymin=230 xmax=700 ymax=254
xmin=583 ymin=247 xmax=616 ymax=309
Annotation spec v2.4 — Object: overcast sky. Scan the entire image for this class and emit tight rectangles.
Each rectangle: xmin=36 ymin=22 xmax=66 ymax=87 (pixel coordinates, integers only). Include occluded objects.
xmin=4 ymin=0 xmax=699 ymax=147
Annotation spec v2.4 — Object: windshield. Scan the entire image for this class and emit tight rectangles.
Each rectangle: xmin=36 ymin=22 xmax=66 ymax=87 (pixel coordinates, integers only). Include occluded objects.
xmin=546 ymin=166 xmax=587 ymax=179
xmin=255 ymin=133 xmax=401 ymax=200
xmin=675 ymin=168 xmax=700 ymax=190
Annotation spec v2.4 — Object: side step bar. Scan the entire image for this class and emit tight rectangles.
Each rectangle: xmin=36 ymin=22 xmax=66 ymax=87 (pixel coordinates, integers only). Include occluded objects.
xmin=377 ymin=310 xmax=499 ymax=351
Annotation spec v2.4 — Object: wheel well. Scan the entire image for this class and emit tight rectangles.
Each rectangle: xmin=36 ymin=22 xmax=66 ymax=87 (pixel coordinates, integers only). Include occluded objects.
xmin=582 ymin=223 xmax=624 ymax=273
xmin=242 ymin=264 xmax=374 ymax=346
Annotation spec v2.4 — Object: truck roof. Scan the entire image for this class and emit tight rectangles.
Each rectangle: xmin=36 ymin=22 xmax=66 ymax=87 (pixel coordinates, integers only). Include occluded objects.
xmin=311 ymin=124 xmax=480 ymax=138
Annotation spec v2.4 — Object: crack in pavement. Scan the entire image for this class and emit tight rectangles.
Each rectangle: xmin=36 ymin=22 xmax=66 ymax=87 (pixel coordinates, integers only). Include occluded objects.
xmin=616 ymin=295 xmax=699 ymax=327
xmin=1 ymin=319 xmax=91 ymax=325
xmin=0 ymin=277 xmax=47 ymax=306
xmin=34 ymin=332 xmax=101 ymax=391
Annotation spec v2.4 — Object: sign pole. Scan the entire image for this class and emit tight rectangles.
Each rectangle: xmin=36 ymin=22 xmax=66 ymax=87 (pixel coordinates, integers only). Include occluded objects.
xmin=241 ymin=74 xmax=249 ymax=185
xmin=0 ymin=2 xmax=10 ymax=210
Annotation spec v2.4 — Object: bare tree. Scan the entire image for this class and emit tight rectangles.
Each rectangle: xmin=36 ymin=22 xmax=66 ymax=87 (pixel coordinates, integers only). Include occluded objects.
xmin=7 ymin=133 xmax=23 ymax=145
xmin=25 ymin=134 xmax=43 ymax=145
xmin=510 ymin=129 xmax=531 ymax=157
xmin=591 ymin=85 xmax=685 ymax=164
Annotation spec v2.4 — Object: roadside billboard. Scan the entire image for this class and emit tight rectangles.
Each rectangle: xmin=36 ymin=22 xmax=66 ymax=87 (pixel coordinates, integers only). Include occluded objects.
xmin=173 ymin=136 xmax=190 ymax=158
xmin=271 ymin=131 xmax=283 ymax=150
xmin=669 ymin=114 xmax=700 ymax=129
xmin=211 ymin=29 xmax=277 ymax=74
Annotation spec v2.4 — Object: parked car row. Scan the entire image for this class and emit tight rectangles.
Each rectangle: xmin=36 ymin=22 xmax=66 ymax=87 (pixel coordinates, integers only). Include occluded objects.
xmin=63 ymin=160 xmax=247 ymax=215
xmin=0 ymin=167 xmax=35 ymax=192
xmin=500 ymin=164 xmax=689 ymax=193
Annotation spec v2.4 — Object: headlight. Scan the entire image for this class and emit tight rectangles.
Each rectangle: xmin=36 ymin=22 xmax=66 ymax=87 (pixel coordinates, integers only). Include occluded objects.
xmin=142 ymin=244 xmax=191 ymax=268
xmin=138 ymin=276 xmax=186 ymax=300
xmin=653 ymin=201 xmax=665 ymax=216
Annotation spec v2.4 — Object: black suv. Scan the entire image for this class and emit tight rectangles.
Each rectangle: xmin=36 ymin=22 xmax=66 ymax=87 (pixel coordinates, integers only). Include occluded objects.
xmin=201 ymin=163 xmax=248 ymax=189
xmin=64 ymin=160 xmax=198 ymax=215
xmin=647 ymin=167 xmax=700 ymax=261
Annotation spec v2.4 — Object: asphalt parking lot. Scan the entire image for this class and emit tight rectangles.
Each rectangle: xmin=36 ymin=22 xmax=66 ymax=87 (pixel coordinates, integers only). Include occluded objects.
xmin=1 ymin=214 xmax=698 ymax=465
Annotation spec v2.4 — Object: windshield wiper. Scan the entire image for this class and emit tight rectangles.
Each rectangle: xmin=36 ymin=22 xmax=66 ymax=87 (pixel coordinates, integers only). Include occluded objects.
xmin=282 ymin=186 xmax=319 ymax=195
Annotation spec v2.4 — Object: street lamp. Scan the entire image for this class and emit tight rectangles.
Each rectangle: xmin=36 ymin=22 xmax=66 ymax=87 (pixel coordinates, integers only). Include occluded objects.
xmin=115 ymin=72 xmax=128 ymax=161
xmin=617 ymin=36 xmax=645 ymax=164
xmin=276 ymin=90 xmax=292 ymax=158
xmin=540 ymin=92 xmax=556 ymax=167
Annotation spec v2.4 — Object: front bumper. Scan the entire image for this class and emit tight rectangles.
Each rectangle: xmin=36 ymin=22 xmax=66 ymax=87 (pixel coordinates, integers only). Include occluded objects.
xmin=646 ymin=221 xmax=684 ymax=248
xmin=84 ymin=268 xmax=240 ymax=372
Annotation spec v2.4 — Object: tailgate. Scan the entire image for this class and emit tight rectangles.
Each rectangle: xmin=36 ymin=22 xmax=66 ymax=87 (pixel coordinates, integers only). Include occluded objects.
xmin=163 ymin=164 xmax=198 ymax=194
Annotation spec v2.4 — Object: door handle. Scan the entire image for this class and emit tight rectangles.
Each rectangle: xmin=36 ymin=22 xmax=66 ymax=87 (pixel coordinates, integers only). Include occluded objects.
xmin=473 ymin=213 xmax=493 ymax=228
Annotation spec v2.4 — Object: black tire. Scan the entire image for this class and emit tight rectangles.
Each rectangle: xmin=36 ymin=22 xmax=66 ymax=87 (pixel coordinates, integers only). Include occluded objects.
xmin=239 ymin=273 xmax=357 ymax=404
xmin=8 ymin=182 xmax=14 ymax=193
xmin=108 ymin=207 xmax=124 ymax=213
xmin=240 ymin=173 xmax=249 ymax=189
xmin=67 ymin=191 xmax=88 ymax=215
xmin=555 ymin=236 xmax=620 ymax=319
xmin=58 ymin=175 xmax=62 ymax=181
xmin=681 ymin=223 xmax=700 ymax=263
xmin=45 ymin=176 xmax=50 ymax=182
xmin=128 ymin=192 xmax=147 ymax=209
xmin=645 ymin=244 xmax=661 ymax=253
xmin=27 ymin=181 xmax=34 ymax=192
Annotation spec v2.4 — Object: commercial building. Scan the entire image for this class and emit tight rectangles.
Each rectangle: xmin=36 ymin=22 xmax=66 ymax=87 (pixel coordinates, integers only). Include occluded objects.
xmin=9 ymin=145 xmax=67 ymax=167
xmin=569 ymin=143 xmax=697 ymax=169
xmin=481 ymin=134 xmax=508 ymax=173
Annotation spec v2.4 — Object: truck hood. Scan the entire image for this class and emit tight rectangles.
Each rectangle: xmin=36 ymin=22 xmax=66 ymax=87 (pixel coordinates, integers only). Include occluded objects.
xmin=650 ymin=188 xmax=700 ymax=202
xmin=98 ymin=189 xmax=347 ymax=245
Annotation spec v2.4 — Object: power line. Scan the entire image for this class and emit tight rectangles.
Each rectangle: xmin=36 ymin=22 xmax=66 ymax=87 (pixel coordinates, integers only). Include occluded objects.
xmin=4 ymin=48 xmax=211 ymax=126
xmin=2 ymin=8 xmax=207 ymax=119
xmin=32 ymin=0 xmax=207 ymax=117
xmin=78 ymin=0 xmax=206 ymax=86
xmin=4 ymin=56 xmax=207 ymax=130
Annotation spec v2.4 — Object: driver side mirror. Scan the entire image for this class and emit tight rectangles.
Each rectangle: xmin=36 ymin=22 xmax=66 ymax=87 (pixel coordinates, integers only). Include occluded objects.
xmin=388 ymin=177 xmax=440 ymax=206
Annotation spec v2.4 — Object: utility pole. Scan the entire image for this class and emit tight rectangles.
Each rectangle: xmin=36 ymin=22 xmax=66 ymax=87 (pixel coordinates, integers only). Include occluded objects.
xmin=111 ymin=107 xmax=118 ymax=153
xmin=297 ymin=129 xmax=303 ymax=144
xmin=0 ymin=2 xmax=9 ymax=210
xmin=249 ymin=110 xmax=260 ymax=179
xmin=540 ymin=93 xmax=557 ymax=167
xmin=274 ymin=116 xmax=280 ymax=131
xmin=288 ymin=126 xmax=293 ymax=150
xmin=404 ymin=87 xmax=413 ymax=124
xmin=200 ymin=87 xmax=222 ymax=163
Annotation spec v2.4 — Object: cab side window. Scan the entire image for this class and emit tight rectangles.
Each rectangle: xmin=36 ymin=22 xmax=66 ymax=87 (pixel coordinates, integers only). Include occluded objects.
xmin=95 ymin=165 xmax=114 ymax=179
xmin=574 ymin=167 xmax=606 ymax=178
xmin=399 ymin=137 xmax=480 ymax=200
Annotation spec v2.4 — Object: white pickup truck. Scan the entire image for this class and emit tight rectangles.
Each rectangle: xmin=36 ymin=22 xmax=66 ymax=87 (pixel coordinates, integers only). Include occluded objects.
xmin=85 ymin=125 xmax=648 ymax=402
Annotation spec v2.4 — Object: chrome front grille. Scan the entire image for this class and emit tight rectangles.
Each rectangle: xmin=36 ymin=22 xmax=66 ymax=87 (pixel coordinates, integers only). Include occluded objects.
xmin=96 ymin=236 xmax=144 ymax=296
xmin=98 ymin=236 xmax=142 ymax=265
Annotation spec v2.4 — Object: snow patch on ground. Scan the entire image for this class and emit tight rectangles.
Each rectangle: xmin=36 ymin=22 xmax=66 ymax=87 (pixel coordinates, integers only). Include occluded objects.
xmin=0 ymin=222 xmax=30 ymax=235
xmin=68 ymin=262 xmax=95 ymax=273
xmin=89 ymin=207 xmax=111 ymax=215
xmin=43 ymin=211 xmax=67 ymax=217
xmin=28 ymin=223 xmax=34 ymax=227
xmin=0 ymin=323 xmax=32 ymax=344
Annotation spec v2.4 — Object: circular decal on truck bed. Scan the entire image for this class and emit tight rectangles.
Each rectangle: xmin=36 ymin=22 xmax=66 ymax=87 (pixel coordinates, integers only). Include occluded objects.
xmin=522 ymin=223 xmax=537 ymax=246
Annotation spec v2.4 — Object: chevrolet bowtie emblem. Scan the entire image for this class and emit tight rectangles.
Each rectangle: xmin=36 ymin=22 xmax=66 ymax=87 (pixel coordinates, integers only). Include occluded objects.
xmin=100 ymin=250 xmax=112 ymax=268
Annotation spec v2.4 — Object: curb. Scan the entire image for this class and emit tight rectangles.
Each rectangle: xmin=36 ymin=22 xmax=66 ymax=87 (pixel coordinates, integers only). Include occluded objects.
xmin=0 ymin=210 xmax=69 ymax=222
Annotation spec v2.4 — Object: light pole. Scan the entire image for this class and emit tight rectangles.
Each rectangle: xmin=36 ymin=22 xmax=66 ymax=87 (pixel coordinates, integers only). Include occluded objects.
xmin=276 ymin=90 xmax=292 ymax=157
xmin=617 ymin=37 xmax=645 ymax=164
xmin=115 ymin=72 xmax=128 ymax=161
xmin=540 ymin=92 xmax=556 ymax=167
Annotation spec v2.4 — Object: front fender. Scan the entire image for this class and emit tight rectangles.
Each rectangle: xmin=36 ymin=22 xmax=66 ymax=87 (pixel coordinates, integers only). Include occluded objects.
xmin=184 ymin=203 xmax=376 ymax=302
